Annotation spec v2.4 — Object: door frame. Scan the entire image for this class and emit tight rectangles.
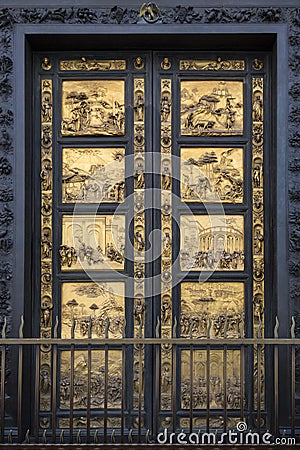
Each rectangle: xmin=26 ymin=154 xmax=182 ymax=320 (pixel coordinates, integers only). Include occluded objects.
xmin=13 ymin=23 xmax=289 ymax=430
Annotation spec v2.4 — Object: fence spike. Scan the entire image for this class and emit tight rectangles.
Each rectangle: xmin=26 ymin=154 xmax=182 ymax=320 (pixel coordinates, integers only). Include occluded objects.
xmin=145 ymin=429 xmax=150 ymax=443
xmin=71 ymin=318 xmax=76 ymax=339
xmin=19 ymin=315 xmax=24 ymax=338
xmin=111 ymin=429 xmax=115 ymax=443
xmin=59 ymin=430 xmax=64 ymax=444
xmin=76 ymin=429 xmax=81 ymax=444
xmin=207 ymin=317 xmax=211 ymax=339
xmin=8 ymin=429 xmax=13 ymax=443
xmin=53 ymin=315 xmax=59 ymax=338
xmin=42 ymin=430 xmax=47 ymax=444
xmin=291 ymin=316 xmax=296 ymax=339
xmin=93 ymin=430 xmax=98 ymax=444
xmin=122 ymin=318 xmax=127 ymax=338
xmin=172 ymin=316 xmax=177 ymax=338
xmin=1 ymin=316 xmax=7 ymax=339
xmin=128 ymin=428 xmax=133 ymax=443
xmin=88 ymin=316 xmax=92 ymax=339
xmin=155 ymin=316 xmax=160 ymax=338
xmin=223 ymin=314 xmax=228 ymax=338
xmin=274 ymin=316 xmax=279 ymax=338
xmin=105 ymin=318 xmax=110 ymax=338
xmin=25 ymin=429 xmax=30 ymax=443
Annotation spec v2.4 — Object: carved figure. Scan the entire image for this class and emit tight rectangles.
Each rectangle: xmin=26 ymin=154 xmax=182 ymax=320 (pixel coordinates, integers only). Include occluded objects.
xmin=252 ymin=94 xmax=263 ymax=121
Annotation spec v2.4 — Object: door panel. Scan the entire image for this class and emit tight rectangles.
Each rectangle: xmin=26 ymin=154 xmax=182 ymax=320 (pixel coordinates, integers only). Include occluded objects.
xmin=37 ymin=50 xmax=267 ymax=434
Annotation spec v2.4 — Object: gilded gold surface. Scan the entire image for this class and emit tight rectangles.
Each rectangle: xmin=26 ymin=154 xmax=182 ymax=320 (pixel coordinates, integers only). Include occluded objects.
xmin=181 ymin=349 xmax=242 ymax=410
xmin=61 ymin=80 xmax=125 ymax=136
xmin=59 ymin=417 xmax=122 ymax=429
xmin=61 ymin=215 xmax=125 ymax=271
xmin=181 ymin=147 xmax=243 ymax=203
xmin=181 ymin=282 xmax=244 ymax=338
xmin=181 ymin=80 xmax=243 ymax=136
xmin=60 ymin=350 xmax=122 ymax=409
xmin=252 ymin=77 xmax=264 ymax=409
xmin=180 ymin=58 xmax=245 ymax=71
xmin=60 ymin=59 xmax=126 ymax=71
xmin=61 ymin=282 xmax=124 ymax=339
xmin=160 ymin=78 xmax=173 ymax=411
xmin=179 ymin=417 xmax=241 ymax=429
xmin=133 ymin=78 xmax=146 ymax=410
xmin=180 ymin=215 xmax=244 ymax=271
xmin=62 ymin=147 xmax=125 ymax=203
xmin=40 ymin=79 xmax=53 ymax=412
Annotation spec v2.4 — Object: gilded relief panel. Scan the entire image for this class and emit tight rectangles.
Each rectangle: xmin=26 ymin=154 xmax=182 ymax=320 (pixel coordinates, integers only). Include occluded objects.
xmin=180 ymin=215 xmax=244 ymax=271
xmin=180 ymin=80 xmax=243 ymax=136
xmin=60 ymin=350 xmax=122 ymax=409
xmin=61 ymin=282 xmax=125 ymax=339
xmin=180 ymin=58 xmax=245 ymax=71
xmin=181 ymin=147 xmax=243 ymax=203
xmin=60 ymin=59 xmax=126 ymax=71
xmin=62 ymin=147 xmax=125 ymax=203
xmin=61 ymin=80 xmax=125 ymax=135
xmin=61 ymin=215 xmax=125 ymax=271
xmin=181 ymin=350 xmax=241 ymax=410
xmin=181 ymin=282 xmax=244 ymax=339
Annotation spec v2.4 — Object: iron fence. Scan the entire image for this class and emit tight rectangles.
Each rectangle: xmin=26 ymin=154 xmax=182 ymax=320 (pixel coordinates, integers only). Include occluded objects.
xmin=0 ymin=316 xmax=299 ymax=446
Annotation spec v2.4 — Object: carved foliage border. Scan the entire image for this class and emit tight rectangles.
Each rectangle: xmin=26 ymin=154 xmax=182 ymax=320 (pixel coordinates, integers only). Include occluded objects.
xmin=0 ymin=3 xmax=299 ymax=396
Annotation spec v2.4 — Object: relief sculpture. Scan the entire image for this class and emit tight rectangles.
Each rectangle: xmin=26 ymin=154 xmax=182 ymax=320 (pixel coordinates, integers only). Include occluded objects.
xmin=181 ymin=147 xmax=243 ymax=203
xmin=181 ymin=80 xmax=243 ymax=135
xmin=61 ymin=80 xmax=125 ymax=135
xmin=180 ymin=282 xmax=244 ymax=339
xmin=61 ymin=282 xmax=124 ymax=339
xmin=62 ymin=147 xmax=125 ymax=203
xmin=61 ymin=215 xmax=125 ymax=270
xmin=60 ymin=350 xmax=122 ymax=409
xmin=180 ymin=215 xmax=244 ymax=271
xmin=181 ymin=349 xmax=242 ymax=410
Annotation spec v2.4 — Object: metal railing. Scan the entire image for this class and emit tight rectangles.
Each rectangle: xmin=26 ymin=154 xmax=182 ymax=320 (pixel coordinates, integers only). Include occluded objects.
xmin=0 ymin=316 xmax=299 ymax=446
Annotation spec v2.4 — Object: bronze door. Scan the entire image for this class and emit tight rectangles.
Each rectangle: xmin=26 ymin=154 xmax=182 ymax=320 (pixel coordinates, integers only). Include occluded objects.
xmin=37 ymin=51 xmax=267 ymax=436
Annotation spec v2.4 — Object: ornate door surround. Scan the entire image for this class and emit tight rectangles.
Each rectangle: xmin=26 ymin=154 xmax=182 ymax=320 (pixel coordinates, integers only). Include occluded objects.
xmin=10 ymin=22 xmax=290 ymax=432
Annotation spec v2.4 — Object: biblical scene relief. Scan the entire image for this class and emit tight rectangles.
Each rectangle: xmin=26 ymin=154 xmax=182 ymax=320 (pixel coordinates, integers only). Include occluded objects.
xmin=61 ymin=282 xmax=124 ymax=339
xmin=180 ymin=215 xmax=244 ymax=271
xmin=60 ymin=350 xmax=122 ymax=409
xmin=181 ymin=147 xmax=243 ymax=203
xmin=62 ymin=148 xmax=125 ymax=203
xmin=181 ymin=80 xmax=243 ymax=135
xmin=61 ymin=80 xmax=125 ymax=135
xmin=180 ymin=282 xmax=244 ymax=339
xmin=181 ymin=349 xmax=242 ymax=410
xmin=61 ymin=215 xmax=125 ymax=271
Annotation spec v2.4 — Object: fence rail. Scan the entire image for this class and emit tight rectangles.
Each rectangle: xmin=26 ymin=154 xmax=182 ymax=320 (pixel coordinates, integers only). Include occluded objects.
xmin=0 ymin=316 xmax=299 ymax=446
